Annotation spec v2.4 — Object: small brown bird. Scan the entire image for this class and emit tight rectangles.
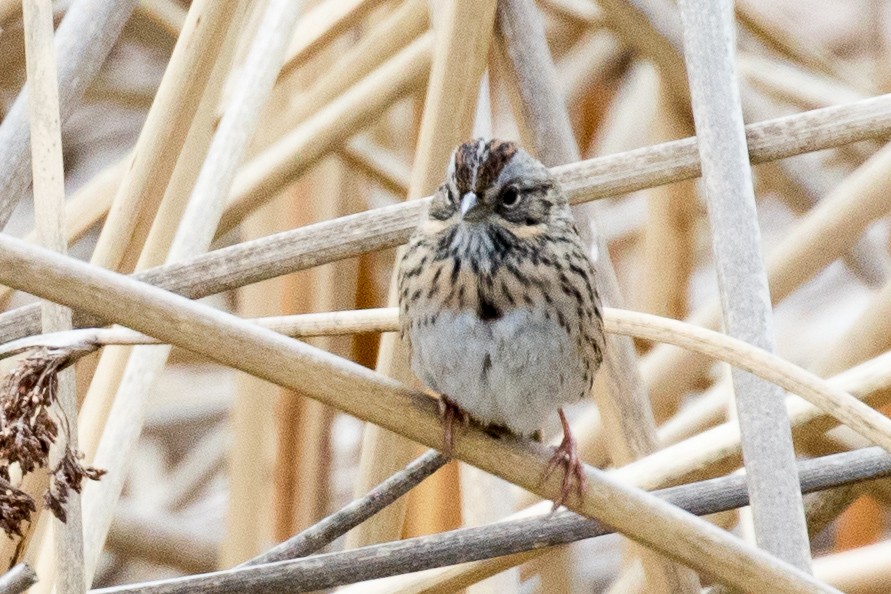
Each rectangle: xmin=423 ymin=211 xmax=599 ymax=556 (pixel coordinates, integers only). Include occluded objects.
xmin=397 ymin=138 xmax=604 ymax=507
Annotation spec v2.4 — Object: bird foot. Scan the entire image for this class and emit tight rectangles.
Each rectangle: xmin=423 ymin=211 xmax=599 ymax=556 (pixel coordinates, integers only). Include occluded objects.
xmin=542 ymin=410 xmax=586 ymax=511
xmin=437 ymin=394 xmax=468 ymax=457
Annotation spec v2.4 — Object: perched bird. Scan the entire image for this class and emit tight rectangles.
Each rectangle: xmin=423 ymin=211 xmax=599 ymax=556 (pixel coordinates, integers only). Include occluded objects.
xmin=397 ymin=138 xmax=604 ymax=507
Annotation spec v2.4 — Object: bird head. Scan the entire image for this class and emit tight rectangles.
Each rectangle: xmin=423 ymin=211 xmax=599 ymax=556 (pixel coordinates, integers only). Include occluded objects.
xmin=426 ymin=139 xmax=569 ymax=233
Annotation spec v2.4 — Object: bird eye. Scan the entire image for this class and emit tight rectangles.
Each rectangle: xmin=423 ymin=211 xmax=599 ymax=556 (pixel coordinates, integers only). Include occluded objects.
xmin=500 ymin=186 xmax=521 ymax=208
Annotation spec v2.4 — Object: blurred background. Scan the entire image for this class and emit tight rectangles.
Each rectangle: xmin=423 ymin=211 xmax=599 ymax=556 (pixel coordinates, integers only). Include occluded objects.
xmin=1 ymin=0 xmax=891 ymax=591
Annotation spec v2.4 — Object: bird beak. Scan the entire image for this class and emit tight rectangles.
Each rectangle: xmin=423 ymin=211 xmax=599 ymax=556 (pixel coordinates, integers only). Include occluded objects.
xmin=460 ymin=192 xmax=478 ymax=218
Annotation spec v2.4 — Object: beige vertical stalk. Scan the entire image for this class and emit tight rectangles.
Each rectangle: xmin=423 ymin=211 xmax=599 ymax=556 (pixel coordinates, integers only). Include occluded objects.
xmin=79 ymin=0 xmax=303 ymax=581
xmin=642 ymin=83 xmax=697 ymax=324
xmin=220 ymin=200 xmax=285 ymax=566
xmin=277 ymin=160 xmax=362 ymax=536
xmin=22 ymin=0 xmax=82 ymax=590
xmin=347 ymin=0 xmax=499 ymax=548
xmin=264 ymin=0 xmax=363 ymax=539
xmin=27 ymin=1 xmax=255 ymax=590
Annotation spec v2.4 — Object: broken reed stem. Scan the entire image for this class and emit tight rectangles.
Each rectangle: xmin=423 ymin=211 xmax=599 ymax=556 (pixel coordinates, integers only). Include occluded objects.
xmin=241 ymin=450 xmax=447 ymax=566
xmin=0 ymin=236 xmax=836 ymax=594
xmin=1 ymin=93 xmax=890 ymax=347
xmin=0 ymin=564 xmax=38 ymax=594
xmin=4 ymin=306 xmax=890 ymax=461
xmin=89 ymin=447 xmax=891 ymax=594
xmin=21 ymin=0 xmax=84 ymax=589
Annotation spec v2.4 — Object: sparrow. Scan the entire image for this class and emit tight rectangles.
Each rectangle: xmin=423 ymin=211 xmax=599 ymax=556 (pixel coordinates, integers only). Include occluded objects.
xmin=397 ymin=138 xmax=604 ymax=508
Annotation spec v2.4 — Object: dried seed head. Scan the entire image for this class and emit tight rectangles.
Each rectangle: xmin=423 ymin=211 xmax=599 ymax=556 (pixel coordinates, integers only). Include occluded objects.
xmin=44 ymin=446 xmax=105 ymax=524
xmin=0 ymin=348 xmax=104 ymax=537
xmin=0 ymin=480 xmax=36 ymax=538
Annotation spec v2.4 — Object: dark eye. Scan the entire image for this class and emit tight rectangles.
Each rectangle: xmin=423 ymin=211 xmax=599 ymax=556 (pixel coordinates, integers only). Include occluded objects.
xmin=500 ymin=186 xmax=521 ymax=207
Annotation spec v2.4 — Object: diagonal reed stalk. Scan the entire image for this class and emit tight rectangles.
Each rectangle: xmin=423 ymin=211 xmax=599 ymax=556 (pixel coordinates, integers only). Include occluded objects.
xmin=0 ymin=230 xmax=840 ymax=594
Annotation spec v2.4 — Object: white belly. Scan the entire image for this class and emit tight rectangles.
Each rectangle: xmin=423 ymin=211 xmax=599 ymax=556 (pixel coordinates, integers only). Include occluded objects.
xmin=408 ymin=309 xmax=587 ymax=436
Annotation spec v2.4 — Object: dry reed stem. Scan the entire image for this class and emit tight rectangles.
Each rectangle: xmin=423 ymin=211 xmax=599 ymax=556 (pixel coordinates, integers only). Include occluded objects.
xmin=0 ymin=0 xmax=138 ymax=231
xmin=590 ymin=0 xmax=891 ymax=422
xmin=378 ymin=450 xmax=886 ymax=594
xmin=245 ymin=450 xmax=447 ymax=566
xmin=79 ymin=0 xmax=294 ymax=585
xmin=53 ymin=13 xmax=246 ymax=566
xmin=7 ymin=307 xmax=887 ymax=457
xmin=221 ymin=200 xmax=285 ymax=565
xmin=679 ymin=0 xmax=810 ymax=567
xmin=357 ymin=346 xmax=891 ymax=591
xmin=21 ymin=0 xmax=83 ymax=589
xmin=641 ymin=83 xmax=697 ymax=322
xmin=252 ymin=0 xmax=428 ymax=158
xmin=593 ymin=0 xmax=848 ymax=231
xmin=26 ymin=4 xmax=254 ymax=590
xmin=813 ymin=539 xmax=891 ymax=593
xmin=132 ymin=447 xmax=891 ymax=594
xmin=739 ymin=53 xmax=868 ymax=112
xmin=0 ymin=237 xmax=842 ymax=594
xmin=734 ymin=0 xmax=870 ymax=91
xmin=90 ymin=0 xmax=240 ymax=275
xmin=273 ymin=0 xmax=429 ymax=148
xmin=4 ymin=308 xmax=889 ymax=589
xmin=268 ymin=4 xmax=365 ymax=537
xmin=595 ymin=0 xmax=689 ymax=105
xmin=707 ymin=482 xmax=884 ymax=594
xmin=644 ymin=131 xmax=891 ymax=421
xmin=613 ymin=312 xmax=891 ymax=453
xmin=2 ymin=0 xmax=428 ymax=304
xmin=0 ymin=156 xmax=125 ymax=310
xmin=616 ymin=354 xmax=891 ymax=491
xmin=349 ymin=0 xmax=497 ymax=548
xmin=274 ymin=165 xmax=358 ymax=537
xmin=70 ymin=5 xmax=247 ymax=492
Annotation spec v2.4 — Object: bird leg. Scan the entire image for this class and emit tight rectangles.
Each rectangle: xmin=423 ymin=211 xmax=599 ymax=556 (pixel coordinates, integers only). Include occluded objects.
xmin=543 ymin=408 xmax=585 ymax=511
xmin=437 ymin=394 xmax=468 ymax=457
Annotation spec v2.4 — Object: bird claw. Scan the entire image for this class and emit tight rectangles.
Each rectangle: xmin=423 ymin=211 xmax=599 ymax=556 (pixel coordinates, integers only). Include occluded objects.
xmin=437 ymin=395 xmax=467 ymax=457
xmin=541 ymin=410 xmax=586 ymax=511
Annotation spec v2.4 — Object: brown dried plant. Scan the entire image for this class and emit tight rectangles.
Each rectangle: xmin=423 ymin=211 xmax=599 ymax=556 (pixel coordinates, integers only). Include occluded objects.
xmin=0 ymin=348 xmax=104 ymax=538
